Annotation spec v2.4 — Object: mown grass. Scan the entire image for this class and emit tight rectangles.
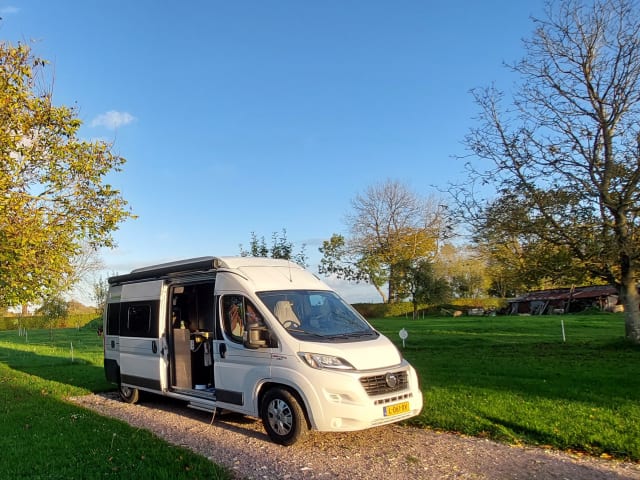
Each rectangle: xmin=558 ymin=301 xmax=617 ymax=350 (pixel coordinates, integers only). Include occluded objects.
xmin=0 ymin=327 xmax=231 ymax=479
xmin=1 ymin=314 xmax=638 ymax=473
xmin=371 ymin=313 xmax=640 ymax=461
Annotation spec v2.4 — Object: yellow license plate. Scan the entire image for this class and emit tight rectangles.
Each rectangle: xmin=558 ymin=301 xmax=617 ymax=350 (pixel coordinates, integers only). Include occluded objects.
xmin=383 ymin=401 xmax=410 ymax=417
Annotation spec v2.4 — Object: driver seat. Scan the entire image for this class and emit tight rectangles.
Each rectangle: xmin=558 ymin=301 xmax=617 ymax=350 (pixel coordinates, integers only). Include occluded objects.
xmin=274 ymin=300 xmax=299 ymax=326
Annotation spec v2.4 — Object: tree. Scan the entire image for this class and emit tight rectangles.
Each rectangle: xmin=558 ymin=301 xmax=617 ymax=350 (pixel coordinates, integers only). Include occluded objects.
xmin=320 ymin=179 xmax=451 ymax=303
xmin=319 ymin=233 xmax=389 ymax=301
xmin=434 ymin=244 xmax=491 ymax=298
xmin=474 ymin=196 xmax=600 ymax=296
xmin=0 ymin=42 xmax=133 ymax=308
xmin=39 ymin=295 xmax=69 ymax=340
xmin=455 ymin=0 xmax=640 ymax=343
xmin=92 ymin=276 xmax=109 ymax=316
xmin=239 ymin=229 xmax=308 ymax=267
xmin=401 ymin=259 xmax=450 ymax=319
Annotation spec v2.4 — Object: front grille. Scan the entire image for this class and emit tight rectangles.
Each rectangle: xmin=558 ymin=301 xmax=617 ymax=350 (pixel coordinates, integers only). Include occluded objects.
xmin=359 ymin=370 xmax=408 ymax=396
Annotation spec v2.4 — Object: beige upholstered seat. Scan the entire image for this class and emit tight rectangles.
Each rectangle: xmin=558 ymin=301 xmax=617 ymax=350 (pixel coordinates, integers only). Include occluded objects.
xmin=274 ymin=300 xmax=299 ymax=326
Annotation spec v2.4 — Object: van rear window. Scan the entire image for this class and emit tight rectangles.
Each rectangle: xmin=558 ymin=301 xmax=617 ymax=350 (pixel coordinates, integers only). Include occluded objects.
xmin=126 ymin=305 xmax=151 ymax=335
xmin=111 ymin=300 xmax=159 ymax=338
xmin=106 ymin=303 xmax=120 ymax=335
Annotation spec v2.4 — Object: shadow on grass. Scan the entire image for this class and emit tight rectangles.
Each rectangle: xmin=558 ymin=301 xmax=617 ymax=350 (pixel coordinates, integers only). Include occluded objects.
xmin=481 ymin=414 xmax=639 ymax=460
xmin=0 ymin=381 xmax=229 ymax=479
xmin=0 ymin=345 xmax=111 ymax=393
xmin=401 ymin=338 xmax=640 ymax=406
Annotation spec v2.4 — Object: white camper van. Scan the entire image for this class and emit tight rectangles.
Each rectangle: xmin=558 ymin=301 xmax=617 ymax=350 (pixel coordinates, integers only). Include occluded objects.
xmin=103 ymin=256 xmax=423 ymax=445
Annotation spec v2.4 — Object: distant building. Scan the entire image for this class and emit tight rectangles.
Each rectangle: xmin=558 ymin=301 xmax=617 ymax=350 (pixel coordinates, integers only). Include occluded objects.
xmin=508 ymin=285 xmax=619 ymax=315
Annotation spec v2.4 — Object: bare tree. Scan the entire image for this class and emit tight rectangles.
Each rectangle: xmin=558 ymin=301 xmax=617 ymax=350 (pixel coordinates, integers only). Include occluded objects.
xmin=321 ymin=179 xmax=451 ymax=303
xmin=455 ymin=0 xmax=640 ymax=342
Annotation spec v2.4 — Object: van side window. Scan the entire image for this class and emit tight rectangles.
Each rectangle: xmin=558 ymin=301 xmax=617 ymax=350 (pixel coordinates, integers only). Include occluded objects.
xmin=127 ymin=305 xmax=151 ymax=335
xmin=106 ymin=303 xmax=120 ymax=335
xmin=222 ymin=295 xmax=263 ymax=343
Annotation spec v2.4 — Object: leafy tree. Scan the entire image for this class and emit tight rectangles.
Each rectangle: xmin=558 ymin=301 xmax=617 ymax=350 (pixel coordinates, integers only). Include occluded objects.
xmin=239 ymin=229 xmax=308 ymax=267
xmin=474 ymin=196 xmax=601 ymax=297
xmin=454 ymin=0 xmax=640 ymax=342
xmin=434 ymin=244 xmax=491 ymax=299
xmin=92 ymin=276 xmax=109 ymax=316
xmin=401 ymin=259 xmax=450 ymax=319
xmin=0 ymin=42 xmax=133 ymax=308
xmin=39 ymin=295 xmax=69 ymax=339
xmin=319 ymin=233 xmax=389 ymax=301
xmin=450 ymin=269 xmax=485 ymax=299
xmin=320 ymin=179 xmax=450 ymax=303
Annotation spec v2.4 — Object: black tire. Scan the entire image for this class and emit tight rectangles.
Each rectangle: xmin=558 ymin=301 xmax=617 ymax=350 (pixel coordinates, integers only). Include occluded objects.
xmin=119 ymin=384 xmax=139 ymax=404
xmin=260 ymin=388 xmax=308 ymax=445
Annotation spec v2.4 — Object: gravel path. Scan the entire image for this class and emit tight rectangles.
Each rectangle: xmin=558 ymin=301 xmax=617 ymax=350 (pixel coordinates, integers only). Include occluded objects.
xmin=70 ymin=393 xmax=640 ymax=480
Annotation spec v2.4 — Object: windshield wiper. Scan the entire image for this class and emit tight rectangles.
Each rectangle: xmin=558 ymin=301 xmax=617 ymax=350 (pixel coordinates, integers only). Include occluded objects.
xmin=285 ymin=328 xmax=327 ymax=339
xmin=325 ymin=330 xmax=377 ymax=340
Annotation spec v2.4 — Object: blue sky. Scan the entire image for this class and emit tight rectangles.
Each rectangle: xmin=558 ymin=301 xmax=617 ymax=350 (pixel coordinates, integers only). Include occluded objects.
xmin=1 ymin=1 xmax=545 ymax=303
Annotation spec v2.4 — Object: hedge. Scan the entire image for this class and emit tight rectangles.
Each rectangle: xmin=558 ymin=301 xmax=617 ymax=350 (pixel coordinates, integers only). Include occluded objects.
xmin=353 ymin=298 xmax=509 ymax=319
xmin=0 ymin=313 xmax=101 ymax=331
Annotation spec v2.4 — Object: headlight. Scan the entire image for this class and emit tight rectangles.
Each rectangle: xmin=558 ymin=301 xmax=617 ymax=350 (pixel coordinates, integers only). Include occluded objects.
xmin=299 ymin=352 xmax=355 ymax=370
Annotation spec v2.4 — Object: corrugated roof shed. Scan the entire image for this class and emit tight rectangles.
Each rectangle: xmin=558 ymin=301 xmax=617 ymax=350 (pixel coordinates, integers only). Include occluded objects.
xmin=510 ymin=285 xmax=617 ymax=303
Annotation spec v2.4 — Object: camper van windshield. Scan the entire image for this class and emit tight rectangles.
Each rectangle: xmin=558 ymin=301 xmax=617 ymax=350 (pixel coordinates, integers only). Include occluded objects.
xmin=257 ymin=290 xmax=378 ymax=342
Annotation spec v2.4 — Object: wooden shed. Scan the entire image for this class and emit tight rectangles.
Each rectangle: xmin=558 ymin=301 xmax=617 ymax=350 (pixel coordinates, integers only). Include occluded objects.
xmin=508 ymin=285 xmax=619 ymax=315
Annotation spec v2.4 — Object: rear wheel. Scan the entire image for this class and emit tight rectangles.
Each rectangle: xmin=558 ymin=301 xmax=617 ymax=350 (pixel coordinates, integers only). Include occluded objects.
xmin=119 ymin=384 xmax=139 ymax=404
xmin=260 ymin=388 xmax=308 ymax=445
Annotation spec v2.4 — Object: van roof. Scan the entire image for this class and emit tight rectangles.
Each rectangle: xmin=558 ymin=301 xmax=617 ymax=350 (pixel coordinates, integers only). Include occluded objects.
xmin=216 ymin=256 xmax=303 ymax=270
xmin=108 ymin=256 xmax=306 ymax=285
xmin=217 ymin=257 xmax=328 ymax=292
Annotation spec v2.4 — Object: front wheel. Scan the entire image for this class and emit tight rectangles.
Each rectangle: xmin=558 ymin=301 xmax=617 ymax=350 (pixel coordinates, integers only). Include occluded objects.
xmin=260 ymin=388 xmax=308 ymax=445
xmin=119 ymin=384 xmax=139 ymax=404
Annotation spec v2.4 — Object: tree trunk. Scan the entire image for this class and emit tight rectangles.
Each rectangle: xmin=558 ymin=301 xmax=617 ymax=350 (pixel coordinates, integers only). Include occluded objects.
xmin=387 ymin=265 xmax=395 ymax=304
xmin=620 ymin=282 xmax=640 ymax=344
xmin=373 ymin=284 xmax=387 ymax=303
xmin=620 ymin=262 xmax=640 ymax=345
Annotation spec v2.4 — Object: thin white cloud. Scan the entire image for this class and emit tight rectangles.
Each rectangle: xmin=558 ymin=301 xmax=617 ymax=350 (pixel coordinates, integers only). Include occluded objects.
xmin=90 ymin=110 xmax=136 ymax=129
xmin=0 ymin=6 xmax=19 ymax=14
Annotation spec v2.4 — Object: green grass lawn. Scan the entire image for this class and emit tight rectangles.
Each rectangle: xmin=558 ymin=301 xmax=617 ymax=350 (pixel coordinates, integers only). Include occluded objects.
xmin=0 ymin=327 xmax=231 ymax=480
xmin=371 ymin=313 xmax=640 ymax=460
xmin=1 ymin=314 xmax=638 ymax=477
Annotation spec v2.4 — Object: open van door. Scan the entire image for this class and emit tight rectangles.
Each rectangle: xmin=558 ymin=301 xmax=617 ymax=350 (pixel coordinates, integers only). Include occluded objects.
xmin=117 ymin=280 xmax=168 ymax=400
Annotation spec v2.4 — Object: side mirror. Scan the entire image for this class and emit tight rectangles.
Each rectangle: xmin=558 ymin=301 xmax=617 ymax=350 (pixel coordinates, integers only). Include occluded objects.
xmin=243 ymin=324 xmax=270 ymax=349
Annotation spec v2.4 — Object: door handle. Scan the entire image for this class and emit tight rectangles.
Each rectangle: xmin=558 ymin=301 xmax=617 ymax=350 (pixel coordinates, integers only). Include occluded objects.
xmin=219 ymin=343 xmax=227 ymax=359
xmin=152 ymin=340 xmax=158 ymax=354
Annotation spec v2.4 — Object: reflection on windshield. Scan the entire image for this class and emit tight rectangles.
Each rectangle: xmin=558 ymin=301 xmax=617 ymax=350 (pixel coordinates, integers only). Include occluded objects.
xmin=256 ymin=290 xmax=378 ymax=342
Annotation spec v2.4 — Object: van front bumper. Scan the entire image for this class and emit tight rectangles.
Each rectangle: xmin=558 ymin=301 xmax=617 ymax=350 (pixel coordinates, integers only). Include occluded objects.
xmin=303 ymin=361 xmax=424 ymax=432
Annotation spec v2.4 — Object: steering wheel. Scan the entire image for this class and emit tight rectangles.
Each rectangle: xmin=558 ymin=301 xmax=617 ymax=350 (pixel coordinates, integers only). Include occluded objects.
xmin=282 ymin=320 xmax=300 ymax=329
